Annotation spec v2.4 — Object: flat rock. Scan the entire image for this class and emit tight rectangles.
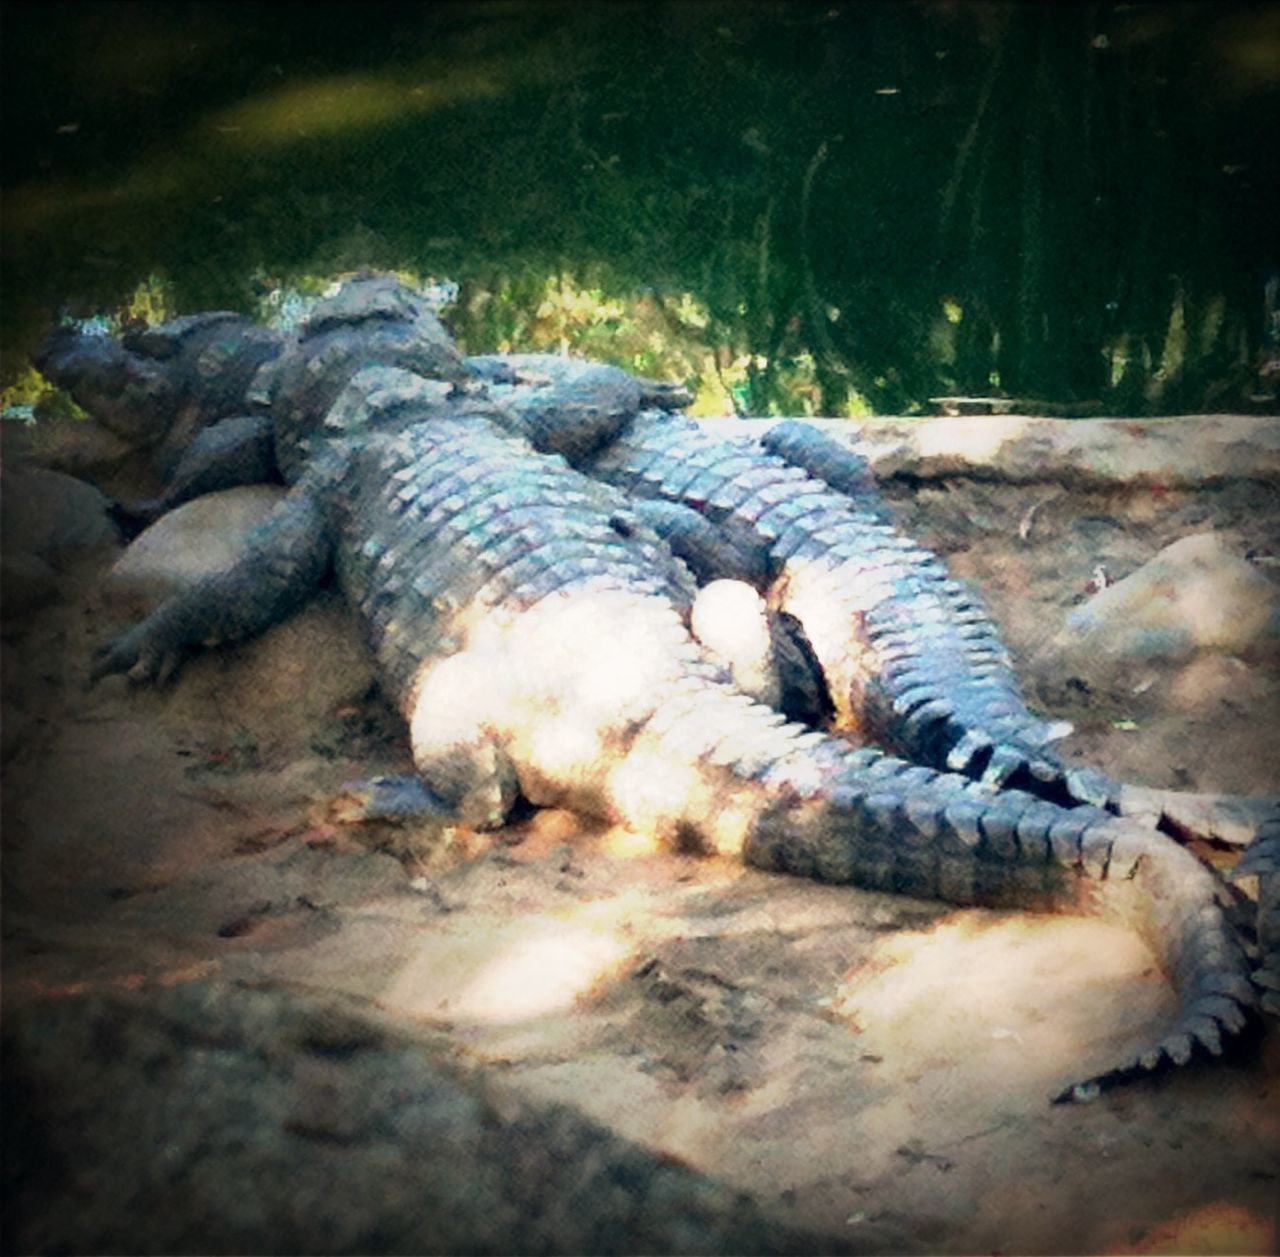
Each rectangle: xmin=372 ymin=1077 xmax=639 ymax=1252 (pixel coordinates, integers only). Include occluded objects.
xmin=1 ymin=464 xmax=119 ymax=560
xmin=170 ymin=592 xmax=377 ymax=741
xmin=1 ymin=466 xmax=120 ymax=621
xmin=1 ymin=413 xmax=140 ymax=484
xmin=700 ymin=414 xmax=1280 ymax=488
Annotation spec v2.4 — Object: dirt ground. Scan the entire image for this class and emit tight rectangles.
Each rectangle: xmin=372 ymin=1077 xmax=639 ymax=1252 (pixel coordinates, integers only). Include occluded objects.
xmin=2 ymin=416 xmax=1278 ymax=1255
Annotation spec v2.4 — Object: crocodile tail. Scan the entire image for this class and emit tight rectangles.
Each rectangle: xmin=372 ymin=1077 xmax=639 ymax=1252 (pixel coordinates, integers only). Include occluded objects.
xmin=752 ymin=422 xmax=1280 ymax=855
xmin=689 ymin=418 xmax=1161 ymax=817
xmin=641 ymin=702 xmax=1258 ymax=1100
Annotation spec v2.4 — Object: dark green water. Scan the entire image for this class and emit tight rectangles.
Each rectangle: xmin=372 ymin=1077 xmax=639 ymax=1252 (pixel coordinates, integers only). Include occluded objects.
xmin=3 ymin=1 xmax=1278 ymax=414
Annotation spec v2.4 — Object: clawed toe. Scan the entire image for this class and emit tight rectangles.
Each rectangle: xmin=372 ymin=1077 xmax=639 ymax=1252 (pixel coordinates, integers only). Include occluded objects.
xmin=329 ymin=774 xmax=456 ymax=829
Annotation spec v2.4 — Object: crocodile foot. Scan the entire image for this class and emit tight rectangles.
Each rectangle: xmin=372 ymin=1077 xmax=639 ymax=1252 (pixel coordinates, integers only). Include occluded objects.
xmin=89 ymin=614 xmax=190 ymax=687
xmin=328 ymin=774 xmax=458 ymax=833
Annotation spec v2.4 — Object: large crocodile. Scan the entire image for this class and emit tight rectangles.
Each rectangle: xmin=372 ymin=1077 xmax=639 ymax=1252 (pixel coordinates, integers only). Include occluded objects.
xmin=473 ymin=355 xmax=1275 ymax=830
xmin=38 ymin=298 xmax=1274 ymax=850
xmin=73 ymin=278 xmax=1261 ymax=1099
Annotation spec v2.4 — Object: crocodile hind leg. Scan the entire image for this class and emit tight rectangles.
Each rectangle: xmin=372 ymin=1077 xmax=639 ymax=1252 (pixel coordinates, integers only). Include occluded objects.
xmin=759 ymin=419 xmax=882 ymax=503
xmin=625 ymin=497 xmax=772 ymax=586
xmin=402 ymin=649 xmax=522 ymax=831
xmin=263 ymin=613 xmax=524 ymax=837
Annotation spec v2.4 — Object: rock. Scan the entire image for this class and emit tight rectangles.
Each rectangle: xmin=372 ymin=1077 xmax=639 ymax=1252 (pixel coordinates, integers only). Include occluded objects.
xmin=171 ymin=593 xmax=377 ymax=741
xmin=1 ymin=464 xmax=120 ymax=561
xmin=0 ymin=413 xmax=140 ymax=485
xmin=1 ymin=466 xmax=121 ymax=622
xmin=102 ymin=484 xmax=287 ymax=616
xmin=1058 ymin=531 xmax=1280 ymax=663
xmin=1168 ymin=653 xmax=1267 ymax=715
xmin=864 ymin=414 xmax=1280 ymax=489
xmin=0 ymin=551 xmax=60 ymax=620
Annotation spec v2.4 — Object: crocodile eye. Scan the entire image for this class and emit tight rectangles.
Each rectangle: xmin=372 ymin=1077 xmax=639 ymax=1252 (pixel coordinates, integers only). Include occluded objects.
xmin=608 ymin=513 xmax=636 ymax=538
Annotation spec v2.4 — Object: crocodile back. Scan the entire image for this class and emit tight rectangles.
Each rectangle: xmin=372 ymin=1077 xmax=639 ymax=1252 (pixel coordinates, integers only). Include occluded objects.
xmin=585 ymin=412 xmax=1061 ymax=773
xmin=333 ymin=419 xmax=700 ymax=704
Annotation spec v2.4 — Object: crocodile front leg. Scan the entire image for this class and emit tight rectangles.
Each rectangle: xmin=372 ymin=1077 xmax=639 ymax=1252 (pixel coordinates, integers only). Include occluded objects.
xmin=153 ymin=414 xmax=280 ymax=509
xmin=91 ymin=453 xmax=341 ymax=685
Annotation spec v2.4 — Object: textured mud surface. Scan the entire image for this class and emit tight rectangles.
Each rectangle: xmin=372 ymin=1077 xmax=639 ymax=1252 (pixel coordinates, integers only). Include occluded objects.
xmin=3 ymin=417 xmax=1278 ymax=1255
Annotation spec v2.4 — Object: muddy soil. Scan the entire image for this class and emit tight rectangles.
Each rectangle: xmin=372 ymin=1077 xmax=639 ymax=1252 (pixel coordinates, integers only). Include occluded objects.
xmin=2 ymin=417 xmax=1278 ymax=1255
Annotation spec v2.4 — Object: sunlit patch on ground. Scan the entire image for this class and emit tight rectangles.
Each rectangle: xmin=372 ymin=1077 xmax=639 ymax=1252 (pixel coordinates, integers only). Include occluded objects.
xmin=833 ymin=911 xmax=1170 ymax=1096
xmin=1101 ymin=1201 xmax=1276 ymax=1256
xmin=381 ymin=912 xmax=635 ymax=1024
xmin=599 ymin=824 xmax=665 ymax=859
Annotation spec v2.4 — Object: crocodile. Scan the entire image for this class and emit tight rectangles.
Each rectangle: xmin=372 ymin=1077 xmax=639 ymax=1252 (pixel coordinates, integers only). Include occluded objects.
xmin=471 ymin=352 xmax=1280 ymax=1012
xmin=37 ymin=307 xmax=1259 ymax=847
xmin=474 ymin=355 xmax=1272 ymax=825
xmin=74 ymin=277 xmax=1262 ymax=1099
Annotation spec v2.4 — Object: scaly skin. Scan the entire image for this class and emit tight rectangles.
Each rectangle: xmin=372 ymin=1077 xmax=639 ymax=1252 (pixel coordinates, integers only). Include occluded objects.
xmin=476 ymin=357 xmax=1274 ymax=828
xmin=34 ymin=311 xmax=283 ymax=465
xmin=541 ymin=407 xmax=1094 ymax=789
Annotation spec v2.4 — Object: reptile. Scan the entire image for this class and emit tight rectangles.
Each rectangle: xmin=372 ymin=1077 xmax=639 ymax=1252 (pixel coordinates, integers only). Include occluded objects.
xmin=56 ymin=276 xmax=1263 ymax=1100
xmin=38 ymin=301 xmax=1261 ymax=844
xmin=475 ymin=355 xmax=1275 ymax=826
xmin=37 ymin=302 xmax=1277 ymax=851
